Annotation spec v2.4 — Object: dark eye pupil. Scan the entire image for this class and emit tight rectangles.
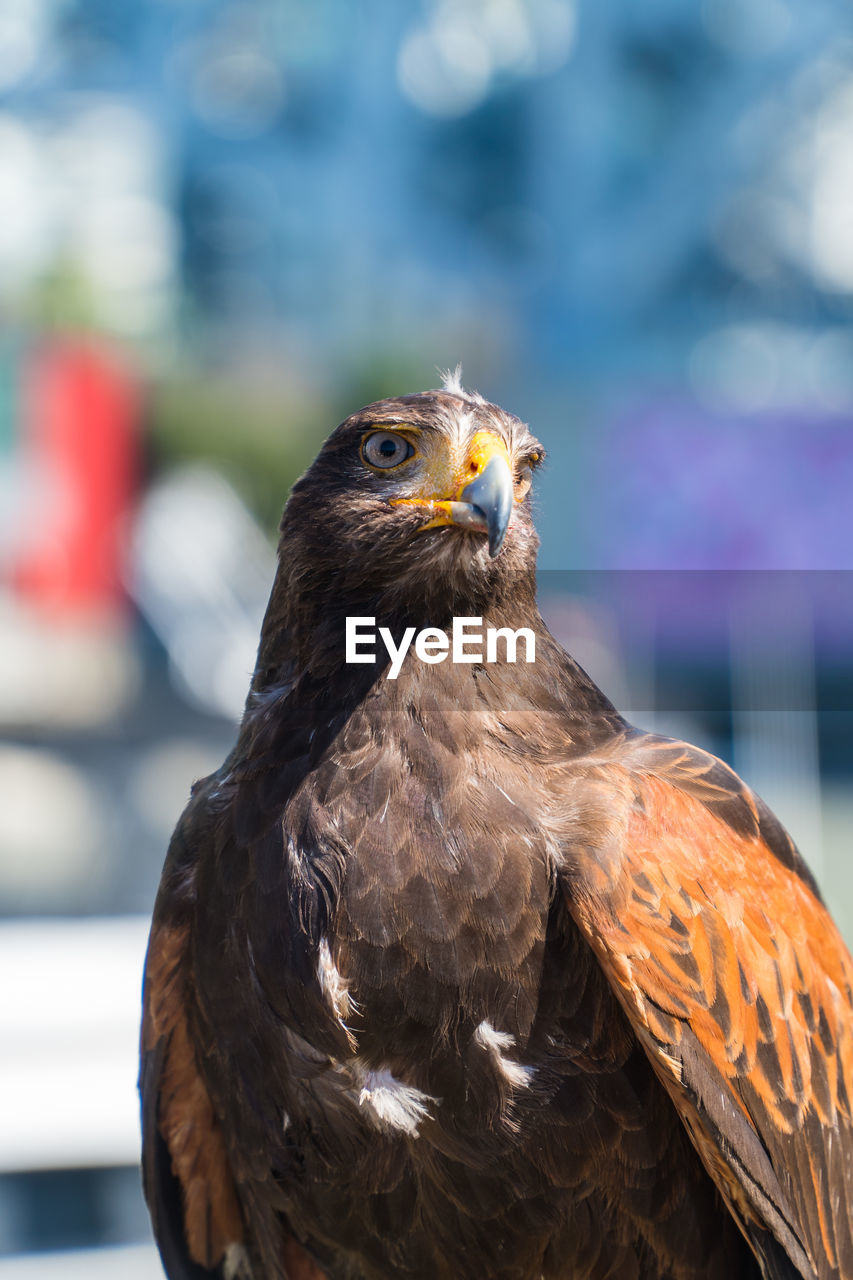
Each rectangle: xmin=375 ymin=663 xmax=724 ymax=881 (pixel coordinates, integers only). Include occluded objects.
xmin=363 ymin=431 xmax=412 ymax=468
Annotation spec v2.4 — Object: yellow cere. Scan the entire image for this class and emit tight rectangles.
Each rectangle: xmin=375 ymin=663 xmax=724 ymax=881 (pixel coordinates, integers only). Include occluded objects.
xmin=389 ymin=429 xmax=513 ymax=529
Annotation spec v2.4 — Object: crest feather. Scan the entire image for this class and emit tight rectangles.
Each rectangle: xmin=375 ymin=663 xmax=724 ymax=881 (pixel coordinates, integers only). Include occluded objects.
xmin=439 ymin=365 xmax=485 ymax=404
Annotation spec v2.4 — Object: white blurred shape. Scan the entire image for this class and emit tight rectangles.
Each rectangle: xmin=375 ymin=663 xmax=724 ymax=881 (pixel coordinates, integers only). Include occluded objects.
xmin=56 ymin=102 xmax=162 ymax=195
xmin=534 ymin=0 xmax=576 ymax=75
xmin=398 ymin=23 xmax=492 ymax=118
xmin=129 ymin=739 xmax=223 ymax=842
xmin=810 ymin=78 xmax=853 ymax=291
xmin=131 ymin=467 xmax=275 ymax=722
xmin=702 ymin=0 xmax=791 ymax=56
xmin=0 ymin=596 xmax=140 ymax=729
xmin=690 ymin=322 xmax=853 ymax=412
xmin=57 ymin=102 xmax=177 ymax=333
xmin=0 ymin=917 xmax=150 ymax=1172
xmin=0 ymin=117 xmax=54 ymax=284
xmin=0 ymin=747 xmax=108 ymax=905
xmin=0 ymin=1244 xmax=163 ymax=1280
xmin=0 ymin=1 xmax=46 ymax=92
xmin=478 ymin=0 xmax=536 ymax=73
xmin=688 ymin=322 xmax=853 ymax=412
xmin=397 ymin=0 xmax=575 ymax=117
xmin=0 ymin=100 xmax=175 ymax=337
xmin=75 ymin=196 xmax=176 ymax=291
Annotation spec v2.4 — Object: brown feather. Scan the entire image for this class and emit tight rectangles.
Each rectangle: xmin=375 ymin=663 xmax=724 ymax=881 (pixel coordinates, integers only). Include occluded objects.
xmin=142 ymin=922 xmax=245 ymax=1270
xmin=564 ymin=755 xmax=853 ymax=1278
xmin=158 ymin=1007 xmax=245 ymax=1267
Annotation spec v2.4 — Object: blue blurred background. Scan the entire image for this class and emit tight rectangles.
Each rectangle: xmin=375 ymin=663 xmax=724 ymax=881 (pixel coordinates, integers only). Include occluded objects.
xmin=1 ymin=1 xmax=853 ymax=1275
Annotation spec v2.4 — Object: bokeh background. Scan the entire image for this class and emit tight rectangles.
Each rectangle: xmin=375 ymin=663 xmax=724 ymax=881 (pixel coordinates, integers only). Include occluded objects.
xmin=1 ymin=1 xmax=853 ymax=1275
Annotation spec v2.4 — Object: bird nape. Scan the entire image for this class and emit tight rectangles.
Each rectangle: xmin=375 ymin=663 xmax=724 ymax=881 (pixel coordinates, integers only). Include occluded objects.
xmin=140 ymin=378 xmax=853 ymax=1280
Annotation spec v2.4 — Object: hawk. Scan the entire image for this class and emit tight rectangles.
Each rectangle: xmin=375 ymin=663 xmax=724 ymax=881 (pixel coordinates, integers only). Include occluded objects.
xmin=141 ymin=378 xmax=853 ymax=1280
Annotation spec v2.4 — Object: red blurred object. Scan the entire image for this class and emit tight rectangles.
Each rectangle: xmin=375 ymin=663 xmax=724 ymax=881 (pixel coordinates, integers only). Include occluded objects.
xmin=15 ymin=339 xmax=139 ymax=618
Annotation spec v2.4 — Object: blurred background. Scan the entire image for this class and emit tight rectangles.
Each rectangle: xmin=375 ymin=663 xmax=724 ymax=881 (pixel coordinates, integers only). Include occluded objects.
xmin=1 ymin=0 xmax=853 ymax=1274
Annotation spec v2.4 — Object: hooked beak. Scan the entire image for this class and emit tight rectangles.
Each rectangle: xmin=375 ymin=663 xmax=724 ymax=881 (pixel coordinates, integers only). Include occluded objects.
xmin=457 ymin=452 xmax=514 ymax=557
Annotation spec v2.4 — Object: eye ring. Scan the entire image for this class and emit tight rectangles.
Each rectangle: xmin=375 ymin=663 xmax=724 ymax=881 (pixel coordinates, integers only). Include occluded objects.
xmin=361 ymin=431 xmax=416 ymax=470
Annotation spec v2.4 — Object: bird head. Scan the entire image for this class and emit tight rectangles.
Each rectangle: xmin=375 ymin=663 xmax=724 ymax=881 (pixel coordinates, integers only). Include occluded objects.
xmin=280 ymin=381 xmax=544 ymax=616
xmin=253 ymin=380 xmax=545 ymax=687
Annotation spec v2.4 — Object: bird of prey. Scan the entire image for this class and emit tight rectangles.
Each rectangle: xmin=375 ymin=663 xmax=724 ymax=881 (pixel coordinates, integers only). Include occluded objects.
xmin=141 ymin=377 xmax=853 ymax=1280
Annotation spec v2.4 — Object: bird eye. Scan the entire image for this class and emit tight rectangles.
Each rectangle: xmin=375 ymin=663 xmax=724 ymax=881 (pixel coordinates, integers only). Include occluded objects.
xmin=516 ymin=451 xmax=541 ymax=500
xmin=361 ymin=431 xmax=415 ymax=469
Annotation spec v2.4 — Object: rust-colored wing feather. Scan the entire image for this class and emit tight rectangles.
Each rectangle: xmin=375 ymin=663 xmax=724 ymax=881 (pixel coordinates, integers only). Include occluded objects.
xmin=140 ymin=909 xmax=248 ymax=1279
xmin=561 ymin=733 xmax=853 ymax=1280
xmin=140 ymin=808 xmax=328 ymax=1280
